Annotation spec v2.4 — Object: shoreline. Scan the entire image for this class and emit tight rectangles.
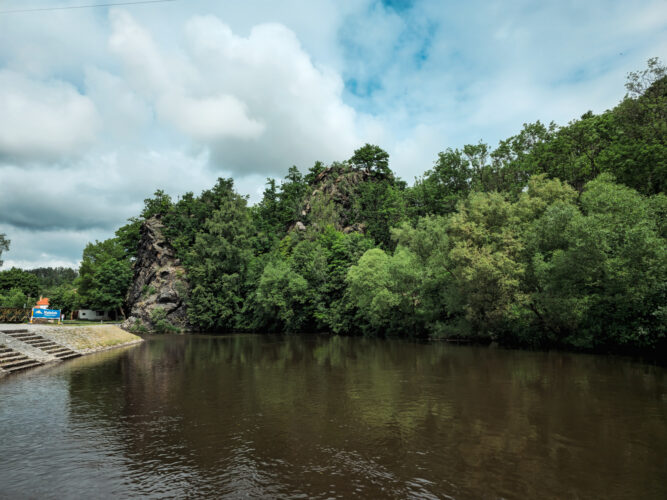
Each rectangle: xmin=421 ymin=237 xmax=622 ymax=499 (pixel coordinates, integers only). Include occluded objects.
xmin=0 ymin=323 xmax=143 ymax=377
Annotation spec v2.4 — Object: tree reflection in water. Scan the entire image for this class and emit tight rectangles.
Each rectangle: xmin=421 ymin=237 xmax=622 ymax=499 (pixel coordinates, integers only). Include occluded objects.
xmin=2 ymin=334 xmax=664 ymax=499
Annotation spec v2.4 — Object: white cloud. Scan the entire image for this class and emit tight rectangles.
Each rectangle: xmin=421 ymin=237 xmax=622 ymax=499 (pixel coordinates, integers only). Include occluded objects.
xmin=0 ymin=225 xmax=104 ymax=270
xmin=84 ymin=67 xmax=153 ymax=144
xmin=108 ymin=10 xmax=265 ymax=140
xmin=0 ymin=0 xmax=664 ymax=269
xmin=108 ymin=10 xmax=370 ymax=174
xmin=0 ymin=70 xmax=100 ymax=162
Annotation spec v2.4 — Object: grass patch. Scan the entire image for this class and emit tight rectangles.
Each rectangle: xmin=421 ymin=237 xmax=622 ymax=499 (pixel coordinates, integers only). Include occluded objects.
xmin=41 ymin=325 xmax=142 ymax=351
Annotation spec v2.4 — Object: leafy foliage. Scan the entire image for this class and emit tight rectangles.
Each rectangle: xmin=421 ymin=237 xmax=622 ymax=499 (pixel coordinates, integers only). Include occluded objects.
xmin=77 ymin=238 xmax=133 ymax=316
xmin=0 ymin=233 xmax=9 ymax=268
xmin=0 ymin=268 xmax=40 ymax=299
xmin=70 ymin=59 xmax=666 ymax=355
xmin=26 ymin=267 xmax=78 ymax=289
xmin=0 ymin=287 xmax=28 ymax=308
xmin=185 ymin=181 xmax=253 ymax=330
xmin=48 ymin=283 xmax=78 ymax=316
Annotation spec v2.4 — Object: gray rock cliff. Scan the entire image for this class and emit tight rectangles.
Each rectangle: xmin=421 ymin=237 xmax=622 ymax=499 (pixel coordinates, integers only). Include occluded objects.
xmin=121 ymin=217 xmax=190 ymax=333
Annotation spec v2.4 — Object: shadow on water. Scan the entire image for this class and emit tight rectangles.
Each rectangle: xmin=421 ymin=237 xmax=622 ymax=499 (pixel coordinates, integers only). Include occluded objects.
xmin=0 ymin=334 xmax=666 ymax=499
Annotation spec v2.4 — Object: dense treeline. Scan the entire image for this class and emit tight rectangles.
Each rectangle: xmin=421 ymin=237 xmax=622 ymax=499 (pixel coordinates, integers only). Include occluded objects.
xmin=0 ymin=264 xmax=80 ymax=312
xmin=18 ymin=59 xmax=665 ymax=353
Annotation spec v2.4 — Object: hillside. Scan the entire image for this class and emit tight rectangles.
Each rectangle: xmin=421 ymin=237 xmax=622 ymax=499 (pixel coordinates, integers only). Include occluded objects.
xmin=63 ymin=59 xmax=666 ymax=355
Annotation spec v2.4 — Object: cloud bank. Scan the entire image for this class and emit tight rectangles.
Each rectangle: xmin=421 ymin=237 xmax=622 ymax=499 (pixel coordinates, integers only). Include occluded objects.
xmin=0 ymin=0 xmax=664 ymax=268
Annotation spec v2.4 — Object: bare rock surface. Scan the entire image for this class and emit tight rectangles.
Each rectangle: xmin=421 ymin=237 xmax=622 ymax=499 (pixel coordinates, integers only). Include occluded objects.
xmin=121 ymin=218 xmax=190 ymax=333
xmin=290 ymin=166 xmax=373 ymax=234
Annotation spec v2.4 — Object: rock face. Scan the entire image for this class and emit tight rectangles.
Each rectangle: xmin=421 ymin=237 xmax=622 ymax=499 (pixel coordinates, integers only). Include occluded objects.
xmin=290 ymin=166 xmax=373 ymax=234
xmin=121 ymin=218 xmax=190 ymax=333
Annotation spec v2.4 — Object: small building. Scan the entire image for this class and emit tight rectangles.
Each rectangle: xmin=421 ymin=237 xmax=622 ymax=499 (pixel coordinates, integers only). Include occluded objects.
xmin=35 ymin=297 xmax=50 ymax=309
xmin=75 ymin=309 xmax=116 ymax=321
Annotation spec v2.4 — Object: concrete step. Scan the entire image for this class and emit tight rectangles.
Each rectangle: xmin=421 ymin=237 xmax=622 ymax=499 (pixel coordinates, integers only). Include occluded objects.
xmin=5 ymin=360 xmax=43 ymax=373
xmin=0 ymin=353 xmax=24 ymax=362
xmin=0 ymin=358 xmax=27 ymax=368
xmin=0 ymin=351 xmax=20 ymax=358
xmin=56 ymin=352 xmax=81 ymax=360
xmin=0 ymin=347 xmax=12 ymax=354
xmin=29 ymin=340 xmax=55 ymax=346
xmin=0 ymin=351 xmax=25 ymax=361
xmin=30 ymin=342 xmax=57 ymax=349
xmin=7 ymin=332 xmax=35 ymax=338
xmin=1 ymin=357 xmax=34 ymax=369
xmin=46 ymin=347 xmax=70 ymax=354
xmin=1 ymin=329 xmax=28 ymax=334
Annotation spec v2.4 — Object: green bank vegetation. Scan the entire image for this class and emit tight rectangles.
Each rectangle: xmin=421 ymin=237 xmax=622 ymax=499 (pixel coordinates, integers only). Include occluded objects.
xmin=1 ymin=59 xmax=665 ymax=354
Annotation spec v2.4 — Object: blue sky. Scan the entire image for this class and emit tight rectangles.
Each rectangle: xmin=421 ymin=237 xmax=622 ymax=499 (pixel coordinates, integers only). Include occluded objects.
xmin=0 ymin=0 xmax=665 ymax=268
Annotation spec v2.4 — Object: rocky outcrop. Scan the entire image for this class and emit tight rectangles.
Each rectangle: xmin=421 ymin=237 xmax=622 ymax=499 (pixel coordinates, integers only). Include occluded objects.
xmin=291 ymin=166 xmax=373 ymax=234
xmin=121 ymin=218 xmax=190 ymax=333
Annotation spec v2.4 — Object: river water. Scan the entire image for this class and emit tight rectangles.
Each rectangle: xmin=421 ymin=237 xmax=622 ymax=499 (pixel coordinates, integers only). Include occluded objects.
xmin=0 ymin=334 xmax=665 ymax=499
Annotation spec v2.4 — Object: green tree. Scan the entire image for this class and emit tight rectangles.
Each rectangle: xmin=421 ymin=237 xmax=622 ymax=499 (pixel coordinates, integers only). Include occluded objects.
xmin=346 ymin=247 xmax=425 ymax=336
xmin=354 ymin=181 xmax=406 ymax=249
xmin=141 ymin=189 xmax=173 ymax=219
xmin=445 ymin=176 xmax=577 ymax=339
xmin=350 ymin=144 xmax=391 ymax=178
xmin=525 ymin=174 xmax=666 ymax=350
xmin=186 ymin=182 xmax=253 ymax=330
xmin=27 ymin=267 xmax=78 ymax=292
xmin=408 ymin=148 xmax=472 ymax=218
xmin=304 ymin=160 xmax=326 ymax=185
xmin=485 ymin=59 xmax=667 ymax=196
xmin=49 ymin=283 xmax=79 ymax=317
xmin=0 ymin=233 xmax=9 ymax=268
xmin=245 ymin=226 xmax=373 ymax=333
xmin=87 ymin=259 xmax=133 ymax=318
xmin=114 ymin=218 xmax=142 ymax=259
xmin=277 ymin=166 xmax=308 ymax=229
xmin=0 ymin=287 xmax=28 ymax=308
xmin=250 ymin=259 xmax=310 ymax=332
xmin=0 ymin=267 xmax=40 ymax=298
xmin=489 ymin=121 xmax=557 ymax=196
xmin=391 ymin=216 xmax=455 ymax=337
xmin=77 ymin=237 xmax=133 ymax=317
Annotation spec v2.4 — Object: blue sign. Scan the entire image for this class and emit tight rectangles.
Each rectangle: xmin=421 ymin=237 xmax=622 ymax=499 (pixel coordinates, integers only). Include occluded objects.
xmin=32 ymin=308 xmax=61 ymax=319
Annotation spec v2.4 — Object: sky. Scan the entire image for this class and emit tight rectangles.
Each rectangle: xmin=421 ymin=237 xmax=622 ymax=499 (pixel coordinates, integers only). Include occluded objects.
xmin=0 ymin=0 xmax=665 ymax=269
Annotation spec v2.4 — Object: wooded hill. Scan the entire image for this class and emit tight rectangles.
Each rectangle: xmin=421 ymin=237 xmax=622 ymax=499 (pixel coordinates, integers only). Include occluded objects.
xmin=70 ymin=59 xmax=666 ymax=354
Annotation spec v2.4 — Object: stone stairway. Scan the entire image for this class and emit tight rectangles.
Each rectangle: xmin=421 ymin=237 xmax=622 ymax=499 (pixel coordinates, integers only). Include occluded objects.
xmin=0 ymin=345 xmax=43 ymax=373
xmin=4 ymin=331 xmax=81 ymax=361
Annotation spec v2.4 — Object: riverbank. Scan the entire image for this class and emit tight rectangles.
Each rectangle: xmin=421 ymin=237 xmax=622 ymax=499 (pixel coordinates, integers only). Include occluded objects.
xmin=0 ymin=324 xmax=143 ymax=377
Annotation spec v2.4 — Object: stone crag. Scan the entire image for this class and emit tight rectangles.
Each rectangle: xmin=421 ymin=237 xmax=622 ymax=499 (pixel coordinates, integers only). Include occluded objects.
xmin=121 ymin=217 xmax=190 ymax=333
xmin=289 ymin=165 xmax=372 ymax=234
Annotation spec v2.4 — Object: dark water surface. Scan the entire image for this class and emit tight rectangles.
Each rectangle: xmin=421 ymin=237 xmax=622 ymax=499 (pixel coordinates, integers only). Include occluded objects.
xmin=0 ymin=335 xmax=665 ymax=499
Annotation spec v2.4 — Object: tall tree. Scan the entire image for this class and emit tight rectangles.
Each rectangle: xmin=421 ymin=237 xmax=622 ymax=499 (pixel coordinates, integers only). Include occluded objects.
xmin=0 ymin=233 xmax=9 ymax=268
xmin=0 ymin=268 xmax=40 ymax=298
xmin=186 ymin=181 xmax=253 ymax=330
xmin=77 ymin=238 xmax=132 ymax=316
xmin=350 ymin=144 xmax=392 ymax=178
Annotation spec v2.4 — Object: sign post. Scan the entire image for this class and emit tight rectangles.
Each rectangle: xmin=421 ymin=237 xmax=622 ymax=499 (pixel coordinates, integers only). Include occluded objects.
xmin=31 ymin=308 xmax=62 ymax=324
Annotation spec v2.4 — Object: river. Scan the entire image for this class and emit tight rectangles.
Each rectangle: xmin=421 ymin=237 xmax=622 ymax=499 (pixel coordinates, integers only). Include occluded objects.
xmin=0 ymin=334 xmax=665 ymax=499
